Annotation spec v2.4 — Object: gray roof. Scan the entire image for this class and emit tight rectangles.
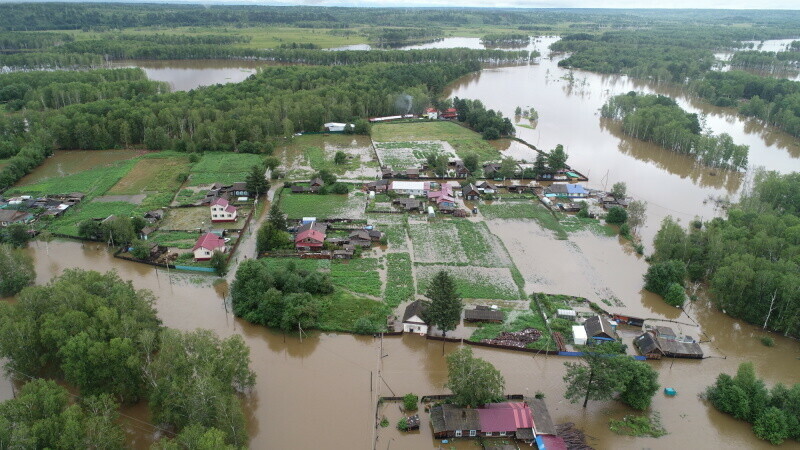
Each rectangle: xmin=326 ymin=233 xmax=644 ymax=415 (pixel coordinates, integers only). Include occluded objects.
xmin=634 ymin=332 xmax=663 ymax=355
xmin=298 ymin=222 xmax=327 ymax=234
xmin=658 ymin=337 xmax=703 ymax=357
xmin=527 ymin=398 xmax=556 ymax=436
xmin=462 ymin=183 xmax=479 ymax=197
xmin=583 ymin=315 xmax=618 ymax=340
xmin=402 ymin=300 xmax=429 ymax=323
xmin=655 ymin=326 xmax=677 ymax=337
xmin=464 ymin=309 xmax=505 ymax=322
xmin=430 ymin=404 xmax=481 ymax=434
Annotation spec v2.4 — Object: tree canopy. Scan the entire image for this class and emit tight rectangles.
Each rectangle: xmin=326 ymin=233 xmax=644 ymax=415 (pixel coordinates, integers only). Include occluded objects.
xmin=445 ymin=347 xmax=505 ymax=408
xmin=0 ymin=243 xmax=35 ymax=297
xmin=423 ymin=270 xmax=462 ymax=336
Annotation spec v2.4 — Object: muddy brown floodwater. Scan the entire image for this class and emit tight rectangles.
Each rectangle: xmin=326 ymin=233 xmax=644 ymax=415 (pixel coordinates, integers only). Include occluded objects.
xmin=3 ymin=37 xmax=800 ymax=449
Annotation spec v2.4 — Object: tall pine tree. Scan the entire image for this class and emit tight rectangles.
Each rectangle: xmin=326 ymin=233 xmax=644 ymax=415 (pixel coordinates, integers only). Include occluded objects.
xmin=423 ymin=270 xmax=462 ymax=336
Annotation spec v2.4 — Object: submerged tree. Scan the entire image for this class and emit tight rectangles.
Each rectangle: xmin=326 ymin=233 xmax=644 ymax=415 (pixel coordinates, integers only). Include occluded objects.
xmin=0 ymin=243 xmax=35 ymax=297
xmin=446 ymin=347 xmax=504 ymax=408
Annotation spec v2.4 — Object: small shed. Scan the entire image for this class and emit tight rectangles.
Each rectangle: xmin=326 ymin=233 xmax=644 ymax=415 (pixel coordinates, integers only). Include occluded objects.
xmin=572 ymin=325 xmax=587 ymax=346
xmin=557 ymin=309 xmax=577 ymax=321
xmin=634 ymin=332 xmax=664 ymax=360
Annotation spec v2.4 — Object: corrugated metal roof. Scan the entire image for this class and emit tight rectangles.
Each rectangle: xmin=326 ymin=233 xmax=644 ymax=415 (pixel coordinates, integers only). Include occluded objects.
xmin=479 ymin=402 xmax=533 ymax=433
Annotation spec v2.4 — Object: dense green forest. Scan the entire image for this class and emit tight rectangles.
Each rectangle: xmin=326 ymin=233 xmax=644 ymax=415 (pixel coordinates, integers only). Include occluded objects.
xmin=706 ymin=363 xmax=800 ymax=445
xmin=690 ymin=71 xmax=800 ymax=138
xmin=0 ymin=58 xmax=486 ymax=190
xmin=480 ymin=33 xmax=530 ymax=47
xmin=0 ymin=270 xmax=256 ymax=447
xmin=551 ymin=26 xmax=800 ymax=82
xmin=647 ymin=170 xmax=800 ymax=337
xmin=601 ymin=92 xmax=749 ymax=170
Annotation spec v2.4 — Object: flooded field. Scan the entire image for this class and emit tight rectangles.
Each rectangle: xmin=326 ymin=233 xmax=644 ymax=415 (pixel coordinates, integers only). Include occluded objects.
xmin=4 ymin=36 xmax=800 ymax=449
xmin=16 ymin=149 xmax=144 ymax=186
xmin=445 ymin=36 xmax=800 ymax=246
xmin=111 ymin=59 xmax=270 ymax=91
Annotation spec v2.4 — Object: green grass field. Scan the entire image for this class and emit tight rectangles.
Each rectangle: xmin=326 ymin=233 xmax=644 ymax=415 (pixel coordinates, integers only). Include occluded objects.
xmin=188 ymin=153 xmax=264 ymax=186
xmin=318 ymin=291 xmax=390 ymax=333
xmin=48 ymin=201 xmax=139 ymax=236
xmin=385 ymin=253 xmax=414 ymax=308
xmin=415 ymin=265 xmax=521 ymax=300
xmin=480 ymin=202 xmax=568 ymax=239
xmin=258 ymin=257 xmax=382 ymax=297
xmin=278 ymin=189 xmax=366 ymax=219
xmin=148 ymin=230 xmax=201 ymax=249
xmin=108 ymin=155 xmax=191 ymax=195
xmin=372 ymin=121 xmax=480 ymax=142
xmin=468 ymin=311 xmax=556 ymax=351
xmin=71 ymin=26 xmax=371 ymax=49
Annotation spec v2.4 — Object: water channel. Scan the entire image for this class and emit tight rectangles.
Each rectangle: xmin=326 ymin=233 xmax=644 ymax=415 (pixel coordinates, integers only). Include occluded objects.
xmin=4 ymin=37 xmax=800 ymax=449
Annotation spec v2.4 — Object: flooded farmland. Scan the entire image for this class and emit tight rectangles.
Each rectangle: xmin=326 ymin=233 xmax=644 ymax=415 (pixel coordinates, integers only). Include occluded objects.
xmin=4 ymin=37 xmax=800 ymax=449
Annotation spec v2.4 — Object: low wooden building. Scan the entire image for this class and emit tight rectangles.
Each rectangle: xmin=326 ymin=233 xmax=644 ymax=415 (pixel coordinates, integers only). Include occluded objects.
xmin=462 ymin=183 xmax=480 ymax=200
xmin=634 ymin=330 xmax=703 ymax=359
xmin=464 ymin=307 xmax=504 ymax=323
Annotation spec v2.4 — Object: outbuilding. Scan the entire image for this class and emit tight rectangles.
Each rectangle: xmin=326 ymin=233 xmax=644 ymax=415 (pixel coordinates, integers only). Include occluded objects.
xmin=572 ymin=325 xmax=587 ymax=346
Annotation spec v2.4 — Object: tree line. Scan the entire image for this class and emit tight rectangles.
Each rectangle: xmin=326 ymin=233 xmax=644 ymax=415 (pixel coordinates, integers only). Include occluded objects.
xmin=9 ymin=4 xmax=799 ymax=31
xmin=729 ymin=50 xmax=800 ymax=71
xmin=646 ymin=170 xmax=800 ymax=337
xmin=690 ymin=70 xmax=800 ymax=138
xmin=0 ymin=269 xmax=256 ymax=447
xmin=0 ymin=31 xmax=75 ymax=50
xmin=0 ymin=68 xmax=168 ymax=111
xmin=601 ymin=92 xmax=749 ymax=171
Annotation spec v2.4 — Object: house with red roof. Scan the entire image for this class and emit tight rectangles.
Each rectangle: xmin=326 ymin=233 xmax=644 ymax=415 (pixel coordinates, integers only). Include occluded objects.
xmin=210 ymin=197 xmax=238 ymax=222
xmin=440 ymin=107 xmax=458 ymax=119
xmin=192 ymin=233 xmax=226 ymax=261
xmin=295 ymin=222 xmax=327 ymax=251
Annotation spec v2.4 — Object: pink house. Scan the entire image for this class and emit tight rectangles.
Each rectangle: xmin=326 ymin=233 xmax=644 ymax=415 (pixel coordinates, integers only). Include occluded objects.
xmin=295 ymin=229 xmax=325 ymax=251
xmin=192 ymin=233 xmax=226 ymax=261
xmin=210 ymin=197 xmax=238 ymax=222
xmin=427 ymin=184 xmax=453 ymax=202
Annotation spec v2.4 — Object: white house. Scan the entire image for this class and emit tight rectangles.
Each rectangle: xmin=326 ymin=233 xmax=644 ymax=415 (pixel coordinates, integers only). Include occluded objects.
xmin=425 ymin=108 xmax=439 ymax=120
xmin=192 ymin=233 xmax=226 ymax=261
xmin=390 ymin=181 xmax=429 ymax=196
xmin=210 ymin=197 xmax=238 ymax=222
xmin=402 ymin=300 xmax=429 ymax=334
xmin=324 ymin=122 xmax=352 ymax=132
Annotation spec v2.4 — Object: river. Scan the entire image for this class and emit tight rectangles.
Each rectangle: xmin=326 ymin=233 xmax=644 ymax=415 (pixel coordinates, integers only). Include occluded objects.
xmin=6 ymin=37 xmax=800 ymax=449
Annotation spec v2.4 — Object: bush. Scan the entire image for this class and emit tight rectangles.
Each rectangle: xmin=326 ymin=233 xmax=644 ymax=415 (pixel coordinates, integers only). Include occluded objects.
xmin=403 ymin=393 xmax=419 ymax=411
xmin=380 ymin=416 xmax=389 ymax=428
xmin=329 ymin=182 xmax=350 ymax=194
xmin=352 ymin=317 xmax=383 ymax=335
xmin=397 ymin=417 xmax=409 ymax=431
xmin=663 ymin=282 xmax=686 ymax=307
xmin=643 ymin=259 xmax=686 ymax=297
xmin=760 ymin=336 xmax=775 ymax=347
xmin=482 ymin=127 xmax=500 ymax=140
xmin=210 ymin=251 xmax=228 ymax=276
xmin=606 ymin=206 xmax=628 ymax=224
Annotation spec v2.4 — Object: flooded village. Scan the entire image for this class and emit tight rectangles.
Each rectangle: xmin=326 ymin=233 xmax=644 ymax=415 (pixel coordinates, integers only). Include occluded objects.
xmin=1 ymin=28 xmax=800 ymax=450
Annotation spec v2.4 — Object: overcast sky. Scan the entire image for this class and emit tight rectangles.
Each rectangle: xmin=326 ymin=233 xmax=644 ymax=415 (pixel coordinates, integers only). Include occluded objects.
xmin=244 ymin=0 xmax=798 ymax=8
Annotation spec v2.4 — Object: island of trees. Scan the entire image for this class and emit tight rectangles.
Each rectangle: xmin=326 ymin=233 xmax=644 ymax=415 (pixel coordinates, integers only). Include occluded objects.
xmin=601 ymin=92 xmax=749 ymax=170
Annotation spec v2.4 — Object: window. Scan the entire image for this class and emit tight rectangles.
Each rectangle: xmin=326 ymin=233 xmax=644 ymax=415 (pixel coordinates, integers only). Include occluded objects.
xmin=469 ymin=430 xmax=476 ymax=437
xmin=485 ymin=432 xmax=493 ymax=437
xmin=499 ymin=432 xmax=506 ymax=436
xmin=213 ymin=214 xmax=217 ymax=218
xmin=454 ymin=430 xmax=462 ymax=437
